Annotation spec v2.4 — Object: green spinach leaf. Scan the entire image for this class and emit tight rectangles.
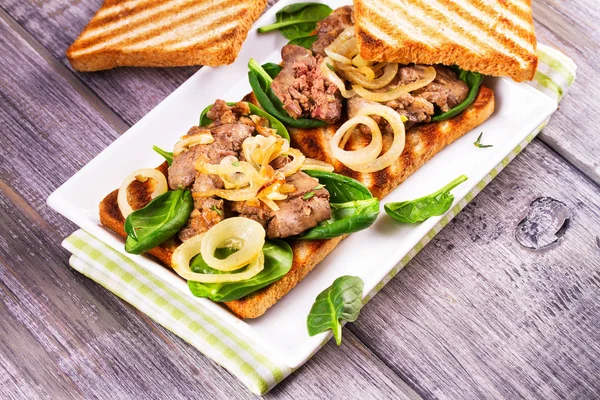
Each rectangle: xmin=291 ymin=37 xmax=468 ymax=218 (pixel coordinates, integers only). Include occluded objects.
xmin=199 ymin=101 xmax=290 ymax=141
xmin=288 ymin=35 xmax=319 ymax=49
xmin=262 ymin=62 xmax=283 ymax=79
xmin=307 ymin=275 xmax=364 ymax=345
xmin=300 ymin=170 xmax=379 ymax=239
xmin=187 ymin=240 xmax=293 ymax=302
xmin=384 ymin=175 xmax=468 ymax=223
xmin=301 ymin=198 xmax=379 ymax=239
xmin=257 ymin=3 xmax=332 ymax=40
xmin=125 ymin=188 xmax=193 ymax=254
xmin=431 ymin=69 xmax=483 ymax=122
xmin=152 ymin=145 xmax=173 ymax=165
xmin=303 ymin=170 xmax=373 ymax=203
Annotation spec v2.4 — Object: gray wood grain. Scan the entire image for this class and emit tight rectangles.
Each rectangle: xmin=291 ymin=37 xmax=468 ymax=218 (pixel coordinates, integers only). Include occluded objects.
xmin=349 ymin=139 xmax=600 ymax=399
xmin=1 ymin=0 xmax=196 ymax=127
xmin=0 ymin=13 xmax=421 ymax=400
xmin=2 ymin=0 xmax=598 ymax=183
xmin=532 ymin=0 xmax=600 ymax=184
xmin=1 ymin=0 xmax=599 ymax=398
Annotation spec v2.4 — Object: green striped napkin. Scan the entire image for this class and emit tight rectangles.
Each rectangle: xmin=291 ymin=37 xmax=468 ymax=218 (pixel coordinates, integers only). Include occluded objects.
xmin=62 ymin=44 xmax=575 ymax=395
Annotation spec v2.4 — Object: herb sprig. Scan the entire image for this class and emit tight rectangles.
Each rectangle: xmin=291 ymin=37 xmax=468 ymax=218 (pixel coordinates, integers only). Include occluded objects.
xmin=474 ymin=132 xmax=493 ymax=148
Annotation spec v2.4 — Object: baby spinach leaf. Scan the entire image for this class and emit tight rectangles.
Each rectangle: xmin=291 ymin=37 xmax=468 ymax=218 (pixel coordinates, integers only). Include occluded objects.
xmin=261 ymin=62 xmax=283 ymax=79
xmin=307 ymin=275 xmax=364 ymax=345
xmin=384 ymin=175 xmax=468 ymax=223
xmin=431 ymin=69 xmax=483 ymax=122
xmin=248 ymin=58 xmax=275 ymax=88
xmin=257 ymin=3 xmax=332 ymax=40
xmin=303 ymin=170 xmax=373 ymax=203
xmin=199 ymin=100 xmax=290 ymax=141
xmin=288 ymin=35 xmax=319 ymax=49
xmin=301 ymin=198 xmax=380 ymax=240
xmin=124 ymin=188 xmax=193 ymax=254
xmin=152 ymin=145 xmax=173 ymax=165
xmin=187 ymin=240 xmax=293 ymax=302
xmin=301 ymin=170 xmax=379 ymax=239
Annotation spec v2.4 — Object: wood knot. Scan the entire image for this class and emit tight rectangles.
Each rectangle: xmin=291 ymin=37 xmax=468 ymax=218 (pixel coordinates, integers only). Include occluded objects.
xmin=515 ymin=197 xmax=571 ymax=250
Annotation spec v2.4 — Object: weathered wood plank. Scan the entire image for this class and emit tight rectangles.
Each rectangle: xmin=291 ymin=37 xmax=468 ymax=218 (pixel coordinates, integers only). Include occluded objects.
xmin=532 ymin=0 xmax=600 ymax=183
xmin=349 ymin=139 xmax=600 ymax=399
xmin=1 ymin=0 xmax=195 ymax=126
xmin=0 ymin=14 xmax=419 ymax=399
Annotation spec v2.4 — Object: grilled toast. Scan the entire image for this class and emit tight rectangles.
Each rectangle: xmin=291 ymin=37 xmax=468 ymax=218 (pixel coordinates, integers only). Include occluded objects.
xmin=99 ymin=86 xmax=494 ymax=319
xmin=354 ymin=0 xmax=538 ymax=82
xmin=67 ymin=0 xmax=267 ymax=71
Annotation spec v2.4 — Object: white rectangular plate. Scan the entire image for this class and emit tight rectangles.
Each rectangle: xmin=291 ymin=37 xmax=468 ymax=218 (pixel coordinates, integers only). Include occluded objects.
xmin=48 ymin=0 xmax=557 ymax=369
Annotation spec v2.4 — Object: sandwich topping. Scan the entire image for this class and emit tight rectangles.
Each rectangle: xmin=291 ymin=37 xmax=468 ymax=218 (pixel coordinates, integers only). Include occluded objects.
xmin=115 ymin=99 xmax=380 ymax=294
xmin=169 ymin=100 xmax=332 ymax=242
xmin=256 ymin=5 xmax=479 ymax=174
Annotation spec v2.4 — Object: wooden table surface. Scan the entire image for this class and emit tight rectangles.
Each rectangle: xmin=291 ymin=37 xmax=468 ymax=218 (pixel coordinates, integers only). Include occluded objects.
xmin=1 ymin=0 xmax=599 ymax=398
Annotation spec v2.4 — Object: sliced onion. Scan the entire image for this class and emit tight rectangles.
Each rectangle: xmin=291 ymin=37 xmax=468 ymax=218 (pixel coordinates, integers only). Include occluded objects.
xmin=250 ymin=115 xmax=277 ymax=137
xmin=277 ymin=148 xmax=305 ymax=177
xmin=357 ymin=66 xmax=375 ymax=80
xmin=342 ymin=62 xmax=398 ymax=89
xmin=331 ymin=116 xmax=383 ymax=169
xmin=243 ymin=135 xmax=289 ymax=170
xmin=352 ymin=54 xmax=372 ymax=68
xmin=117 ymin=168 xmax=168 ymax=218
xmin=258 ymin=197 xmax=280 ymax=212
xmin=321 ymin=57 xmax=355 ymax=98
xmin=330 ymin=104 xmax=406 ymax=173
xmin=352 ymin=66 xmax=437 ymax=102
xmin=326 ymin=26 xmax=355 ymax=57
xmin=173 ymin=132 xmax=214 ymax=156
xmin=326 ymin=35 xmax=358 ymax=64
xmin=218 ymin=156 xmax=249 ymax=189
xmin=325 ymin=48 xmax=352 ymax=65
xmin=337 ymin=61 xmax=377 ymax=81
xmin=200 ymin=217 xmax=265 ymax=272
xmin=257 ymin=171 xmax=287 ymax=211
xmin=338 ymin=36 xmax=358 ymax=58
xmin=171 ymin=233 xmax=265 ymax=283
xmin=195 ymin=161 xmax=262 ymax=201
xmin=301 ymin=158 xmax=335 ymax=172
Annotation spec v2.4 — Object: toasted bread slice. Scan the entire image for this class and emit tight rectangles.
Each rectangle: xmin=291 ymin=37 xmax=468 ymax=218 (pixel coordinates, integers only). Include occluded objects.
xmin=99 ymin=86 xmax=494 ymax=319
xmin=354 ymin=0 xmax=538 ymax=82
xmin=67 ymin=0 xmax=267 ymax=71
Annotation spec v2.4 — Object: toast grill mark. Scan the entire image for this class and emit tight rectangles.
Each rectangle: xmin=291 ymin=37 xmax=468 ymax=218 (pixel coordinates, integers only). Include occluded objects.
xmin=71 ymin=1 xmax=248 ymax=56
xmin=76 ymin=0 xmax=227 ymax=47
xmin=421 ymin=0 xmax=535 ymax=58
xmin=456 ymin=0 xmax=536 ymax=48
xmin=355 ymin=0 xmax=537 ymax=81
xmin=377 ymin=0 xmax=528 ymax=68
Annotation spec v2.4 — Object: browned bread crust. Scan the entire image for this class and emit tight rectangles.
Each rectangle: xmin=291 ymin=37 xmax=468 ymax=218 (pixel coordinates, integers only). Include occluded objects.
xmin=67 ymin=0 xmax=268 ymax=71
xmin=99 ymin=162 xmax=179 ymax=265
xmin=99 ymin=87 xmax=494 ymax=319
xmin=354 ymin=0 xmax=538 ymax=82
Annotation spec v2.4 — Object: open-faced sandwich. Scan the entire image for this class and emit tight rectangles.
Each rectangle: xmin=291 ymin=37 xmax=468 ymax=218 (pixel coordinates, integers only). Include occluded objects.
xmin=100 ymin=100 xmax=379 ymax=318
xmin=99 ymin=1 xmax=537 ymax=320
